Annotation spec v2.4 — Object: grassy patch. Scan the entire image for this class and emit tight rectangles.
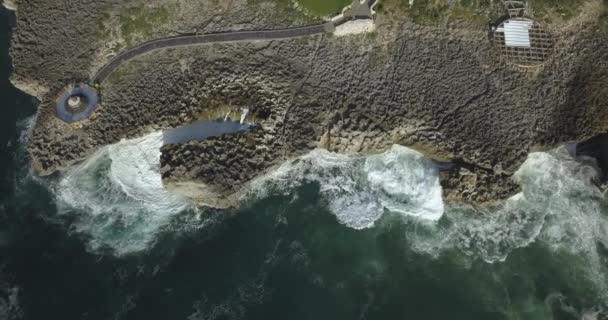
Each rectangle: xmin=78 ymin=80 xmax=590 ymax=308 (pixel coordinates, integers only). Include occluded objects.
xmin=378 ymin=0 xmax=587 ymax=24
xmin=530 ymin=0 xmax=584 ymax=21
xmin=450 ymin=7 xmax=489 ymax=25
xmin=376 ymin=0 xmax=494 ymax=26
xmin=119 ymin=5 xmax=172 ymax=45
xmin=409 ymin=0 xmax=450 ymax=24
xmin=376 ymin=0 xmax=449 ymax=24
xmin=247 ymin=0 xmax=319 ymax=22
xmin=297 ymin=0 xmax=352 ymax=16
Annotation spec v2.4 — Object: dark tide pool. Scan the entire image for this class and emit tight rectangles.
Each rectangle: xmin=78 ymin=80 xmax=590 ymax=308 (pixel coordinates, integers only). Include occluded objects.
xmin=163 ymin=119 xmax=252 ymax=145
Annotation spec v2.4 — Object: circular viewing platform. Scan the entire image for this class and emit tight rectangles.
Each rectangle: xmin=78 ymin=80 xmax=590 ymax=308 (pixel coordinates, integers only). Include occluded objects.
xmin=55 ymin=85 xmax=99 ymax=123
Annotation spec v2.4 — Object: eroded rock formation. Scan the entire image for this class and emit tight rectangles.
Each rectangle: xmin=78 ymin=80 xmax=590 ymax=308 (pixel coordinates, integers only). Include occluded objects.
xmin=12 ymin=0 xmax=608 ymax=207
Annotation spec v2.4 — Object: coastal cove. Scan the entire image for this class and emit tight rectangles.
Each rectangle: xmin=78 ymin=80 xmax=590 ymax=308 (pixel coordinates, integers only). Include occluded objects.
xmin=22 ymin=0 xmax=608 ymax=207
xmin=2 ymin=1 xmax=608 ymax=320
xmin=5 ymin=115 xmax=608 ymax=320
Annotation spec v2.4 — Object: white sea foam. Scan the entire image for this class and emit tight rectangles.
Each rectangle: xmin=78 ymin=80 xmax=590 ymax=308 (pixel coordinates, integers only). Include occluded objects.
xmin=364 ymin=146 xmax=444 ymax=221
xmin=14 ymin=114 xmax=43 ymax=193
xmin=251 ymin=145 xmax=608 ymax=298
xmin=48 ymin=128 xmax=608 ymax=298
xmin=55 ymin=131 xmax=193 ymax=255
xmin=249 ymin=145 xmax=444 ymax=229
xmin=403 ymin=148 xmax=608 ymax=298
xmin=0 ymin=285 xmax=22 ymax=320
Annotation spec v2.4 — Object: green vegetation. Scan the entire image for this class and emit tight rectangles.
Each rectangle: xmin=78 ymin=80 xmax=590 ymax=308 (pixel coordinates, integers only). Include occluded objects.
xmin=252 ymin=0 xmax=349 ymax=18
xmin=376 ymin=0 xmax=592 ymax=26
xmin=297 ymin=0 xmax=352 ymax=16
xmin=375 ymin=0 xmax=494 ymax=26
xmin=450 ymin=7 xmax=491 ymax=25
xmin=374 ymin=0 xmax=442 ymax=23
xmin=407 ymin=0 xmax=450 ymax=24
xmin=247 ymin=0 xmax=318 ymax=23
xmin=119 ymin=5 xmax=172 ymax=45
xmin=530 ymin=0 xmax=584 ymax=21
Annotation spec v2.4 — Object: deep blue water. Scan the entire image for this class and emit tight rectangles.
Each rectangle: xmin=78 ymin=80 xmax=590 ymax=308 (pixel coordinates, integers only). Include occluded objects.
xmin=1 ymin=6 xmax=608 ymax=320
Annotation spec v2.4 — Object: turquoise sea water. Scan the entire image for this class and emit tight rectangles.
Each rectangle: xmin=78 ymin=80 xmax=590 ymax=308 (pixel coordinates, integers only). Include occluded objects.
xmin=1 ymin=7 xmax=608 ymax=320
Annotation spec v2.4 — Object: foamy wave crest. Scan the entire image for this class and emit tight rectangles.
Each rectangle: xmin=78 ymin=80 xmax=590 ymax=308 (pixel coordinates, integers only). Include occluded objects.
xmin=56 ymin=132 xmax=193 ymax=255
xmin=407 ymin=148 xmax=608 ymax=296
xmin=253 ymin=143 xmax=608 ymax=290
xmin=250 ymin=145 xmax=444 ymax=229
xmin=14 ymin=114 xmax=46 ymax=196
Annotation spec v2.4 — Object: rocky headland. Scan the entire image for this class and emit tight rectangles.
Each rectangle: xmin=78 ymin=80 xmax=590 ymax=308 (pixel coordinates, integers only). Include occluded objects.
xmin=8 ymin=0 xmax=608 ymax=208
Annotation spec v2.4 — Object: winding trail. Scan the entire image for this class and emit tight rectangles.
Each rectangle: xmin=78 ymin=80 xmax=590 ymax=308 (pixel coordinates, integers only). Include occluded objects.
xmin=93 ymin=23 xmax=335 ymax=83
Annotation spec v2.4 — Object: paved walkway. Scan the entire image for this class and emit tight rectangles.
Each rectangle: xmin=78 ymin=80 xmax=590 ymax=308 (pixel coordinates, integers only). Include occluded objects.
xmin=93 ymin=23 xmax=335 ymax=83
xmin=92 ymin=1 xmax=383 ymax=83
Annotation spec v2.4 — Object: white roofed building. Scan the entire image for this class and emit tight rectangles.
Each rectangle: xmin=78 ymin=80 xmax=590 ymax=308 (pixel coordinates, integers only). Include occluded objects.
xmin=492 ymin=18 xmax=553 ymax=67
xmin=499 ymin=19 xmax=533 ymax=47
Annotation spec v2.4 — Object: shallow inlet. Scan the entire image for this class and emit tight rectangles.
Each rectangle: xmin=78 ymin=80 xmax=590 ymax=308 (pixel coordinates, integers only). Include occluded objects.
xmin=162 ymin=119 xmax=253 ymax=145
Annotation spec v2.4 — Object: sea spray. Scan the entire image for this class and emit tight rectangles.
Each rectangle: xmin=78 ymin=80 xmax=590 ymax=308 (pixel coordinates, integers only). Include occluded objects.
xmin=364 ymin=146 xmax=444 ymax=221
xmin=249 ymin=145 xmax=444 ymax=229
xmin=407 ymin=149 xmax=607 ymax=257
xmin=249 ymin=145 xmax=608 ymax=300
xmin=55 ymin=132 xmax=194 ymax=255
xmin=11 ymin=116 xmax=608 ymax=316
xmin=13 ymin=114 xmax=49 ymax=202
xmin=36 ymin=126 xmax=608 ymax=300
xmin=403 ymin=148 xmax=608 ymax=301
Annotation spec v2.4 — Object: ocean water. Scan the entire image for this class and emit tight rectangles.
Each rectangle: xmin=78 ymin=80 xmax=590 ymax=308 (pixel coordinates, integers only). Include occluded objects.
xmin=2 ymin=7 xmax=608 ymax=320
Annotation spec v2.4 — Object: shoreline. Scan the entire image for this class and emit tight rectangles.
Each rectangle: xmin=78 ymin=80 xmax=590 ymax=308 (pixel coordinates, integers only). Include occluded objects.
xmin=13 ymin=0 xmax=608 ymax=208
xmin=2 ymin=0 xmax=16 ymax=11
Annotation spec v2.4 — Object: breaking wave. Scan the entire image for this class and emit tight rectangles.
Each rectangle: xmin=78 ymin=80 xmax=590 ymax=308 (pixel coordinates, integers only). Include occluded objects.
xmin=55 ymin=131 xmax=194 ymax=255
xmin=407 ymin=148 xmax=608 ymax=299
xmin=43 ymin=126 xmax=608 ymax=298
xmin=407 ymin=148 xmax=608 ymax=264
xmin=250 ymin=145 xmax=608 ymax=298
xmin=250 ymin=145 xmax=444 ymax=229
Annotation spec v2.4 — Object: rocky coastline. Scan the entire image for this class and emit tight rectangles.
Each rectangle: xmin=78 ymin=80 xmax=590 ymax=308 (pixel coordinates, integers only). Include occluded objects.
xmin=10 ymin=0 xmax=608 ymax=208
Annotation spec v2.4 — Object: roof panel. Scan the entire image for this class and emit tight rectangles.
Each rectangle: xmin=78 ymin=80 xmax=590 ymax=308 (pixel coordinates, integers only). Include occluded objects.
xmin=504 ymin=20 xmax=532 ymax=48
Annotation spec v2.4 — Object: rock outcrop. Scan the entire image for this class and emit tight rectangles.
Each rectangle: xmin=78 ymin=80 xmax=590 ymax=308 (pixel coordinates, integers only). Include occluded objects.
xmin=13 ymin=0 xmax=608 ymax=208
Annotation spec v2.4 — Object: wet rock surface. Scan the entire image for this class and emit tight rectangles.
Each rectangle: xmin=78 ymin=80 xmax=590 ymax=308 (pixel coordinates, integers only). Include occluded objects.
xmin=573 ymin=133 xmax=608 ymax=180
xmin=160 ymin=128 xmax=275 ymax=207
xmin=15 ymin=0 xmax=608 ymax=207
